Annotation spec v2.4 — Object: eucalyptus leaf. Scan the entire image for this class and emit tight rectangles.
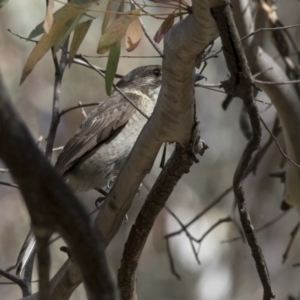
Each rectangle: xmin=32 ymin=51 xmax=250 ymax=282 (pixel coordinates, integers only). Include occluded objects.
xmin=105 ymin=41 xmax=121 ymax=95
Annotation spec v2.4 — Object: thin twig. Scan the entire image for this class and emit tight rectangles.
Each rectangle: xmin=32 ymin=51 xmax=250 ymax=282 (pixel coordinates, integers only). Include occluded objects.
xmin=166 ymin=186 xmax=233 ymax=238
xmin=130 ymin=0 xmax=164 ymax=57
xmin=45 ymin=38 xmax=70 ymax=160
xmin=73 ymin=57 xmax=123 ymax=78
xmin=7 ymin=29 xmax=38 ymax=43
xmin=253 ymin=67 xmax=273 ymax=78
xmin=255 ymin=78 xmax=300 ymax=85
xmin=241 ymin=23 xmax=300 ymax=41
xmin=195 ymin=82 xmax=222 ymax=88
xmin=222 ymin=211 xmax=288 ymax=244
xmin=0 ymin=181 xmax=19 ymax=188
xmin=165 ymin=239 xmax=181 ymax=280
xmin=140 ymin=19 xmax=164 ymax=57
xmin=0 ymin=268 xmax=31 ymax=297
xmin=282 ymin=222 xmax=300 ymax=264
xmin=84 ymin=55 xmax=161 ymax=59
xmin=260 ymin=116 xmax=300 ymax=169
xmin=58 ymin=103 xmax=99 ymax=117
xmin=165 ymin=206 xmax=201 ymax=265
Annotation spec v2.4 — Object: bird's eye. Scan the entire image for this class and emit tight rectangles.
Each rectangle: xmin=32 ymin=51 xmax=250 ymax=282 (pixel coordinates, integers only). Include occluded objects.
xmin=152 ymin=68 xmax=161 ymax=77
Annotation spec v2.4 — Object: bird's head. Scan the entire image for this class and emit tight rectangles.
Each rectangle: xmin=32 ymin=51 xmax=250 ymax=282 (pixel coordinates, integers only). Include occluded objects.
xmin=116 ymin=65 xmax=162 ymax=101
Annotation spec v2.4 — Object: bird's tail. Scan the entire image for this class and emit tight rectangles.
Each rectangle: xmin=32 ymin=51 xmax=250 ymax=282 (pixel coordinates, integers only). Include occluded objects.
xmin=15 ymin=230 xmax=36 ymax=277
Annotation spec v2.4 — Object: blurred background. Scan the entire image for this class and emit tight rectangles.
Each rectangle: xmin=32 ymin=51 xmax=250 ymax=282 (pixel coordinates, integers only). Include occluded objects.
xmin=1 ymin=0 xmax=300 ymax=299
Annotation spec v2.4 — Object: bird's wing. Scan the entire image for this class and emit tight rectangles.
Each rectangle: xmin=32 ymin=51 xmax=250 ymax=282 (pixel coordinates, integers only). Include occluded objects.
xmin=55 ymin=92 xmax=137 ymax=175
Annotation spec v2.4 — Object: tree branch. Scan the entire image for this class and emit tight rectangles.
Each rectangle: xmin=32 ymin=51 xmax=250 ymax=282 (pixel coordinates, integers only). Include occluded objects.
xmin=0 ymin=71 xmax=118 ymax=300
xmin=44 ymin=0 xmax=220 ymax=297
xmin=211 ymin=2 xmax=274 ymax=299
xmin=118 ymin=132 xmax=200 ymax=300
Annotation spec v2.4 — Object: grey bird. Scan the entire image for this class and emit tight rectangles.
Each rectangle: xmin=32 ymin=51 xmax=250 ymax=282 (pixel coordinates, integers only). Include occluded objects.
xmin=15 ymin=65 xmax=163 ymax=276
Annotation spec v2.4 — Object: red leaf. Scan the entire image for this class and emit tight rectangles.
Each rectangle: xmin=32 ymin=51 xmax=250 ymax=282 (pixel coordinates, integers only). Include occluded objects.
xmin=153 ymin=14 xmax=175 ymax=43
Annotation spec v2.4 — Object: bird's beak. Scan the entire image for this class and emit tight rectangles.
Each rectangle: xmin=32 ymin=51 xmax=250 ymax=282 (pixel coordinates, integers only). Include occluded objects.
xmin=195 ymin=73 xmax=206 ymax=82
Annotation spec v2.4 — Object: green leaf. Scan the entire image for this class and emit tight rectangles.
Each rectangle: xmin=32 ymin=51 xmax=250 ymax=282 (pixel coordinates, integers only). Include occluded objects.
xmin=105 ymin=41 xmax=121 ymax=95
xmin=21 ymin=2 xmax=91 ymax=83
xmin=97 ymin=9 xmax=140 ymax=54
xmin=69 ymin=19 xmax=93 ymax=63
xmin=27 ymin=0 xmax=101 ymax=39
xmin=53 ymin=15 xmax=82 ymax=53
xmin=0 ymin=0 xmax=9 ymax=9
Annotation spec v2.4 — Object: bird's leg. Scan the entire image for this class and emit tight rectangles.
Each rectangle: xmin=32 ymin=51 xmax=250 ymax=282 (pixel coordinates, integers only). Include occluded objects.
xmin=94 ymin=188 xmax=108 ymax=208
xmin=94 ymin=171 xmax=118 ymax=208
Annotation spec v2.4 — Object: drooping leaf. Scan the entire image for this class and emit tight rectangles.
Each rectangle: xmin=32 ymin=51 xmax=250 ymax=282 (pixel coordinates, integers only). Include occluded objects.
xmin=21 ymin=2 xmax=91 ymax=83
xmin=153 ymin=14 xmax=175 ymax=43
xmin=0 ymin=0 xmax=9 ymax=9
xmin=125 ymin=18 xmax=142 ymax=52
xmin=102 ymin=0 xmax=124 ymax=34
xmin=105 ymin=41 xmax=121 ymax=95
xmin=116 ymin=0 xmax=124 ymax=17
xmin=43 ymin=0 xmax=55 ymax=34
xmin=97 ymin=9 xmax=140 ymax=54
xmin=103 ymin=0 xmax=124 ymax=95
xmin=101 ymin=0 xmax=114 ymax=34
xmin=28 ymin=23 xmax=46 ymax=40
xmin=69 ymin=19 xmax=93 ymax=63
xmin=28 ymin=0 xmax=91 ymax=39
xmin=53 ymin=16 xmax=82 ymax=54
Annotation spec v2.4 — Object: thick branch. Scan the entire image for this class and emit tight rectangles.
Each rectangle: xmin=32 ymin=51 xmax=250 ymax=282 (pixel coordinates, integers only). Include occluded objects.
xmin=118 ymin=136 xmax=199 ymax=300
xmin=48 ymin=0 xmax=220 ymax=297
xmin=0 ymin=72 xmax=118 ymax=300
xmin=211 ymin=2 xmax=274 ymax=299
xmin=96 ymin=0 xmax=219 ymax=253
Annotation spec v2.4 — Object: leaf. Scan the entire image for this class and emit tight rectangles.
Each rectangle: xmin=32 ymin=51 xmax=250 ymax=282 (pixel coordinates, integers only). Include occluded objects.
xmin=97 ymin=9 xmax=140 ymax=54
xmin=103 ymin=1 xmax=123 ymax=94
xmin=0 ymin=0 xmax=9 ymax=9
xmin=153 ymin=14 xmax=175 ymax=43
xmin=102 ymin=0 xmax=124 ymax=34
xmin=125 ymin=18 xmax=142 ymax=52
xmin=101 ymin=0 xmax=113 ymax=34
xmin=69 ymin=19 xmax=93 ymax=63
xmin=105 ymin=42 xmax=121 ymax=95
xmin=21 ymin=2 xmax=90 ymax=83
xmin=27 ymin=0 xmax=99 ymax=40
xmin=43 ymin=0 xmax=55 ymax=34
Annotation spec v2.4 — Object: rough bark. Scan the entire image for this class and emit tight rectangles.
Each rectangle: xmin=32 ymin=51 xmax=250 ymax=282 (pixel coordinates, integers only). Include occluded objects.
xmin=0 ymin=72 xmax=118 ymax=300
xmin=232 ymin=0 xmax=300 ymax=212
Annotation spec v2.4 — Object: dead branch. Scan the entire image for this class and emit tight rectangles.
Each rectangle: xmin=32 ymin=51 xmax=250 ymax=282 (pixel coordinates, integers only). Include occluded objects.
xmin=211 ymin=2 xmax=274 ymax=299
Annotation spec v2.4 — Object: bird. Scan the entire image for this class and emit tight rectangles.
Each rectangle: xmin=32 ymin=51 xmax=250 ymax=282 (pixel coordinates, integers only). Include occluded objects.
xmin=15 ymin=65 xmax=163 ymax=276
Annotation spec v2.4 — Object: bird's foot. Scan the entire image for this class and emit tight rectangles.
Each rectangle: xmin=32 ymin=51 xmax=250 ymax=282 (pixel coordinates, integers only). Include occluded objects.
xmin=95 ymin=197 xmax=106 ymax=209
